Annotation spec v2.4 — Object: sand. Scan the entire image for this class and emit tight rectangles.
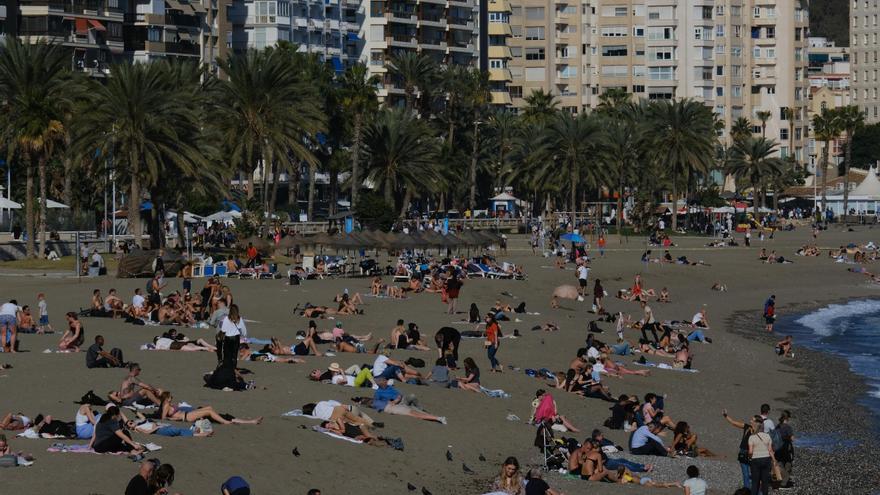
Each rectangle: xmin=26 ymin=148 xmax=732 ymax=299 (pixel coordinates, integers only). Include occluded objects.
xmin=1 ymin=225 xmax=879 ymax=494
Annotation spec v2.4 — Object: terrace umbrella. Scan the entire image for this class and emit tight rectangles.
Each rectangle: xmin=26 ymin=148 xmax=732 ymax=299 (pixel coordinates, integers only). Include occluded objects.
xmin=552 ymin=285 xmax=580 ymax=300
xmin=560 ymin=232 xmax=586 ymax=243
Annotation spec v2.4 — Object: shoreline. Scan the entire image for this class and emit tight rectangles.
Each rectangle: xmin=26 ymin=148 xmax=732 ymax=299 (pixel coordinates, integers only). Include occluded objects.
xmin=727 ymin=301 xmax=880 ymax=495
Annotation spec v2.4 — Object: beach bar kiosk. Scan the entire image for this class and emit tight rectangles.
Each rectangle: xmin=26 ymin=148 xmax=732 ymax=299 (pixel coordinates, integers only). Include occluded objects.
xmin=490 ymin=192 xmax=520 ymax=216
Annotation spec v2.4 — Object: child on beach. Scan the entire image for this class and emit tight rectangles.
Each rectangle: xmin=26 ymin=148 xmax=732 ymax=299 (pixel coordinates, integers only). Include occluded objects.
xmin=37 ymin=294 xmax=52 ymax=334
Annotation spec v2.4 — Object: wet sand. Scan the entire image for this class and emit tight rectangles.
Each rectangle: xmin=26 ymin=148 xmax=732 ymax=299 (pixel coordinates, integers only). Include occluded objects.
xmin=2 ymin=225 xmax=879 ymax=494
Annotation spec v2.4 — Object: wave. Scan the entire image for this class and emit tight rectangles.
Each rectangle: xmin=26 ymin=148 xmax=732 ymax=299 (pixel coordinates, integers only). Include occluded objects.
xmin=794 ymin=299 xmax=880 ymax=337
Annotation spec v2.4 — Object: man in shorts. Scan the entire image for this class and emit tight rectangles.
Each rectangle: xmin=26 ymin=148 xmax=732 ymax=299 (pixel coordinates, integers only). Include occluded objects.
xmin=0 ymin=300 xmax=19 ymax=353
xmin=577 ymin=262 xmax=590 ymax=298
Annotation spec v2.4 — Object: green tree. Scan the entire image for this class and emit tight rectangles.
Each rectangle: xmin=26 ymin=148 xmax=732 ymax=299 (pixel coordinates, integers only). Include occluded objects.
xmin=522 ymin=89 xmax=559 ymax=124
xmin=541 ymin=112 xmax=603 ymax=223
xmin=730 ymin=117 xmax=753 ymax=145
xmin=71 ymin=61 xmax=206 ymax=248
xmin=726 ymin=137 xmax=786 ymax=218
xmin=851 ymin=122 xmax=880 ymax=169
xmin=0 ymin=39 xmax=76 ymax=258
xmin=362 ymin=108 xmax=439 ymax=214
xmin=597 ymin=112 xmax=641 ymax=235
xmin=755 ymin=110 xmax=772 ymax=138
xmin=485 ymin=109 xmax=520 ymax=192
xmin=387 ymin=52 xmax=436 ymax=112
xmin=811 ymin=108 xmax=843 ymax=214
xmin=838 ymin=105 xmax=866 ymax=219
xmin=645 ymin=99 xmax=717 ymax=230
xmin=339 ymin=63 xmax=379 ymax=209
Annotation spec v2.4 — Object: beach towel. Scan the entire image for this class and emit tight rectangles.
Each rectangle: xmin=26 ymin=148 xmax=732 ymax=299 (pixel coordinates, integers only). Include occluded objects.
xmin=46 ymin=443 xmax=115 ymax=454
xmin=282 ymin=409 xmax=319 ymax=419
xmin=632 ymin=361 xmax=699 ymax=373
xmin=311 ymin=425 xmax=363 ymax=444
xmin=480 ymin=386 xmax=510 ymax=398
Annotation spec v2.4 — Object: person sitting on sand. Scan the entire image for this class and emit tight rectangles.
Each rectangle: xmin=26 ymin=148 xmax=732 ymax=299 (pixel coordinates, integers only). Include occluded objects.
xmin=630 ymin=421 xmax=671 ymax=457
xmin=371 ymin=376 xmax=446 ymax=424
xmin=492 ymin=456 xmax=525 ymax=495
xmin=673 ymin=421 xmax=716 ymax=457
xmin=775 ymin=336 xmax=794 ymax=357
xmin=59 ymin=312 xmax=85 ymax=351
xmin=657 ymin=288 xmax=670 ymax=303
xmin=372 ymin=349 xmax=422 ymax=381
xmin=88 ymin=406 xmax=144 ymax=454
xmin=710 ymin=281 xmax=727 ymax=292
xmin=370 ymin=277 xmax=385 ymax=296
xmin=104 ymin=289 xmax=125 ymax=317
xmin=159 ymin=392 xmax=262 ymax=425
xmin=578 ymin=440 xmax=619 ymax=482
xmin=74 ymin=404 xmax=101 ymax=439
xmin=531 ymin=389 xmax=579 ymax=432
xmin=109 ymin=363 xmax=162 ymax=407
xmin=642 ymin=393 xmax=676 ymax=429
xmin=453 ymin=357 xmax=482 ymax=392
xmin=16 ymin=305 xmax=35 ymax=334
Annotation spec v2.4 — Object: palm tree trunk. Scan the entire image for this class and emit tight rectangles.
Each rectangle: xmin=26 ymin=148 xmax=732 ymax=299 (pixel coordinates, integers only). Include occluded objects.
xmin=468 ymin=121 xmax=479 ymax=212
xmin=753 ymin=182 xmax=760 ymax=218
xmin=329 ymin=166 xmax=338 ymax=216
xmin=384 ymin=174 xmax=393 ymax=207
xmin=243 ymin=168 xmax=253 ymax=199
xmin=38 ymin=154 xmax=48 ymax=259
xmin=405 ymin=87 xmax=414 ymax=113
xmin=288 ymin=164 xmax=299 ymax=213
xmin=843 ymin=134 xmax=853 ymax=223
xmin=269 ymin=162 xmax=280 ymax=215
xmin=569 ymin=162 xmax=578 ymax=226
xmin=399 ymin=188 xmax=412 ymax=218
xmin=617 ymin=166 xmax=624 ymax=238
xmin=25 ymin=155 xmax=35 ymax=258
xmin=176 ymin=197 xmax=187 ymax=249
xmin=670 ymin=165 xmax=678 ymax=231
xmin=350 ymin=114 xmax=363 ymax=209
xmin=821 ymin=140 xmax=830 ymax=216
xmin=129 ymin=151 xmax=142 ymax=249
xmin=307 ymin=163 xmax=317 ymax=221
xmin=789 ymin=120 xmax=796 ymax=168
xmin=62 ymin=157 xmax=72 ymax=213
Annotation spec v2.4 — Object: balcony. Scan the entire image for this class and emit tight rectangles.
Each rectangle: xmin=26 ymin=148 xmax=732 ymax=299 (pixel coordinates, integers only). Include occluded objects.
xmin=447 ymin=42 xmax=473 ymax=52
xmin=487 ymin=45 xmax=510 ymax=58
xmin=487 ymin=23 xmax=510 ymax=36
xmin=447 ymin=17 xmax=473 ymax=29
xmin=387 ymin=34 xmax=418 ymax=47
xmin=38 ymin=0 xmax=124 ymax=18
xmin=490 ymin=91 xmax=512 ymax=105
xmin=488 ymin=0 xmax=510 ymax=13
xmin=488 ymin=67 xmax=512 ymax=81
xmin=387 ymin=11 xmax=417 ymax=23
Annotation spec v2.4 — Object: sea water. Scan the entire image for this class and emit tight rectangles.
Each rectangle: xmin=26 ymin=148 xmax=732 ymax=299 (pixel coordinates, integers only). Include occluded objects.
xmin=777 ymin=299 xmax=880 ymax=446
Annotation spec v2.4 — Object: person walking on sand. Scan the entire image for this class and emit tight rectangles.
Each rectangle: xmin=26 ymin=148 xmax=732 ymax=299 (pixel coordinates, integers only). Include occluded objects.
xmin=445 ymin=272 xmax=462 ymax=315
xmin=486 ymin=314 xmax=502 ymax=372
xmin=763 ymin=295 xmax=776 ymax=332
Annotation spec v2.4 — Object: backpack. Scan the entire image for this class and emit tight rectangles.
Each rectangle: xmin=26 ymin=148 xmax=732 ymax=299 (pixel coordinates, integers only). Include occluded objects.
xmin=79 ymin=390 xmax=108 ymax=407
xmin=769 ymin=427 xmax=783 ymax=452
xmin=405 ymin=357 xmax=425 ymax=368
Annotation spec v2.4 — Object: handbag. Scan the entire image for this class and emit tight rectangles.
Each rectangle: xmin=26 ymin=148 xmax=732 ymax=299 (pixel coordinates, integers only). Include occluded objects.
xmin=771 ymin=460 xmax=783 ymax=481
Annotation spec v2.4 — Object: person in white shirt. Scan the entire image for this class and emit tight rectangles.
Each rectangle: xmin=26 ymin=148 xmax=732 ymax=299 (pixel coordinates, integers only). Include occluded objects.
xmin=90 ymin=250 xmax=105 ymax=268
xmin=218 ymin=304 xmax=246 ymax=368
xmin=576 ymin=264 xmax=590 ymax=297
xmin=759 ymin=404 xmax=775 ymax=432
xmin=682 ymin=465 xmax=707 ymax=495
xmin=0 ymin=300 xmax=20 ymax=352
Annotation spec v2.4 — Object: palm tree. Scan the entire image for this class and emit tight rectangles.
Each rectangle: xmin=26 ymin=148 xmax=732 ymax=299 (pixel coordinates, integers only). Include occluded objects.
xmin=755 ymin=110 xmax=772 ymax=138
xmin=339 ymin=63 xmax=379 ymax=209
xmin=811 ymin=108 xmax=842 ymax=215
xmin=596 ymin=88 xmax=631 ymax=116
xmin=388 ymin=52 xmax=436 ymax=112
xmin=838 ymin=105 xmax=866 ymax=220
xmin=486 ymin=110 xmax=520 ymax=192
xmin=597 ymin=114 xmax=640 ymax=235
xmin=362 ymin=108 xmax=439 ymax=213
xmin=646 ymin=99 xmax=717 ymax=230
xmin=542 ymin=112 xmax=603 ymax=223
xmin=72 ymin=61 xmax=207 ymax=248
xmin=0 ymin=39 xmax=75 ymax=258
xmin=726 ymin=137 xmax=787 ymax=218
xmin=731 ymin=117 xmax=753 ymax=145
xmin=215 ymin=48 xmax=324 ymax=223
xmin=522 ymin=89 xmax=559 ymax=124
xmin=464 ymin=69 xmax=490 ymax=212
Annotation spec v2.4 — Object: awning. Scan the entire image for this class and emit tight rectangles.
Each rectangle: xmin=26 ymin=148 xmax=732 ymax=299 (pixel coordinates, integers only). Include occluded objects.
xmin=188 ymin=1 xmax=207 ymax=13
xmin=166 ymin=0 xmax=184 ymax=10
xmin=331 ymin=57 xmax=343 ymax=72
xmin=75 ymin=18 xmax=88 ymax=34
xmin=177 ymin=31 xmax=192 ymax=41
xmin=347 ymin=32 xmax=359 ymax=41
xmin=88 ymin=19 xmax=106 ymax=31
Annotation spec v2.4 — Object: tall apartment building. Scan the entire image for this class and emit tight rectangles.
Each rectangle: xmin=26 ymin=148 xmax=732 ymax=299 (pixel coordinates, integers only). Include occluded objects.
xmin=358 ymin=0 xmax=481 ymax=102
xmin=502 ymin=0 xmax=809 ymax=161
xmin=851 ymin=0 xmax=880 ymax=122
xmin=6 ymin=0 xmax=126 ymax=73
xmin=124 ymin=0 xmax=205 ymax=63
xmin=488 ymin=0 xmax=512 ymax=105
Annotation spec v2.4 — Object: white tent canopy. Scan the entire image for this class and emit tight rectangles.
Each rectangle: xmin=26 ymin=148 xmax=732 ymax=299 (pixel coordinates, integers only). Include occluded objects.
xmin=205 ymin=210 xmax=241 ymax=223
xmin=46 ymin=199 xmax=69 ymax=209
xmin=0 ymin=198 xmax=22 ymax=209
xmin=851 ymin=168 xmax=880 ymax=198
xmin=166 ymin=210 xmax=203 ymax=224
xmin=489 ymin=192 xmax=518 ymax=201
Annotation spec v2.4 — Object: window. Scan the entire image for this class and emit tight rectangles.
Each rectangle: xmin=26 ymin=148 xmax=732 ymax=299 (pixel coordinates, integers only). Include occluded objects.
xmin=731 ymin=46 xmax=742 ymax=57
xmin=731 ymin=6 xmax=741 ymax=16
xmin=716 ymin=65 xmax=724 ymax=76
xmin=255 ymin=2 xmax=277 ymax=24
xmin=525 ymin=7 xmax=544 ymax=20
xmin=488 ymin=12 xmax=507 ymax=22
xmin=511 ymin=26 xmax=522 ymax=38
xmin=633 ymin=65 xmax=646 ymax=77
xmin=523 ymin=68 xmax=545 ymax=82
xmin=716 ymin=44 xmax=725 ymax=54
xmin=489 ymin=59 xmax=504 ymax=69
xmin=108 ymin=22 xmax=122 ymax=37
xmin=509 ymin=86 xmax=522 ymax=98
xmin=601 ymin=65 xmax=628 ymax=77
xmin=108 ymin=0 xmax=119 ymax=8
xmin=614 ymin=6 xmax=627 ymax=16
xmin=510 ymin=6 xmax=521 ymax=16
xmin=753 ymin=6 xmax=761 ymax=18
xmin=715 ymin=5 xmax=724 ymax=16
xmin=732 ymin=86 xmax=741 ymax=97
xmin=648 ymin=47 xmax=673 ymax=60
xmin=601 ymin=26 xmax=628 ymax=37
xmin=525 ymin=26 xmax=545 ymax=40
xmin=732 ymin=65 xmax=742 ymax=76
xmin=525 ymin=47 xmax=545 ymax=60
xmin=633 ymin=85 xmax=645 ymax=93
xmin=509 ymin=47 xmax=522 ymax=57
xmin=753 ymin=47 xmax=761 ymax=58
xmin=765 ymin=26 xmax=775 ymax=39
xmin=559 ymin=66 xmax=578 ymax=78
xmin=148 ymin=27 xmax=161 ymax=42
xmin=716 ymin=87 xmax=724 ymax=97
xmin=648 ymin=66 xmax=674 ymax=80
xmin=701 ymin=6 xmax=712 ymax=19
xmin=766 ymin=48 xmax=775 ymax=58
xmin=716 ymin=24 xmax=724 ymax=37
xmin=601 ymin=45 xmax=628 ymax=56
xmin=733 ymin=25 xmax=741 ymax=38
xmin=780 ymin=129 xmax=789 ymax=140
xmin=559 ymin=46 xmax=573 ymax=58
xmin=254 ymin=27 xmax=267 ymax=49
xmin=633 ymin=26 xmax=645 ymax=37
xmin=647 ymin=27 xmax=673 ymax=40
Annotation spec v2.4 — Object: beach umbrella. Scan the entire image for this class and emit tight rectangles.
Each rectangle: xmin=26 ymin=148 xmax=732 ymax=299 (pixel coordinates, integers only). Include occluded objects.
xmin=552 ymin=285 xmax=580 ymax=300
xmin=560 ymin=232 xmax=585 ymax=243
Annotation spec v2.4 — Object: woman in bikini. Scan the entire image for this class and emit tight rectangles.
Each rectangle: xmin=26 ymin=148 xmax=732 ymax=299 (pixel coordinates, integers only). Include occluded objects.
xmin=673 ymin=421 xmax=716 ymax=457
xmin=159 ymin=392 xmax=262 ymax=425
xmin=579 ymin=440 xmax=618 ymax=482
xmin=599 ymin=354 xmax=650 ymax=377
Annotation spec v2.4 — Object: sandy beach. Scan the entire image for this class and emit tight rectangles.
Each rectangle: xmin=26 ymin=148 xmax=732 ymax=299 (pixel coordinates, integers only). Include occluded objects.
xmin=2 ymin=226 xmax=879 ymax=494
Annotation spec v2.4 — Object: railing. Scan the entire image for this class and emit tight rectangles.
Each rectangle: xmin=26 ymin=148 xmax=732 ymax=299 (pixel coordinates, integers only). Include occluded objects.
xmin=280 ymin=218 xmax=525 ymax=234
